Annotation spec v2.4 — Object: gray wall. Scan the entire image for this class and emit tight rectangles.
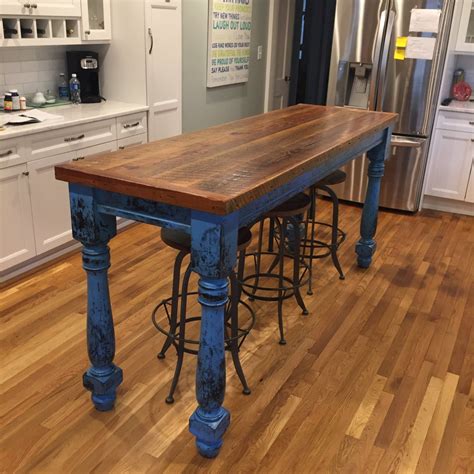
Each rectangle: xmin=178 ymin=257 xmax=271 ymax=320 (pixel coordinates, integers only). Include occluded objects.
xmin=182 ymin=0 xmax=269 ymax=133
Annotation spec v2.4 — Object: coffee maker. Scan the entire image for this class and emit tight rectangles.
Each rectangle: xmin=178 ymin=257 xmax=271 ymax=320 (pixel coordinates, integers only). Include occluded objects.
xmin=66 ymin=51 xmax=102 ymax=103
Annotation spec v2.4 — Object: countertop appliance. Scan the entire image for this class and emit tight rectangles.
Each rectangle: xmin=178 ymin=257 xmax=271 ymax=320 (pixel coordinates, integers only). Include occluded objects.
xmin=66 ymin=51 xmax=102 ymax=104
xmin=326 ymin=0 xmax=454 ymax=211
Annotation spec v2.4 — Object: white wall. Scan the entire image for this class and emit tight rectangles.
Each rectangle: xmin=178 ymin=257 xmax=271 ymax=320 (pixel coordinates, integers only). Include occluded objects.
xmin=0 ymin=46 xmax=67 ymax=97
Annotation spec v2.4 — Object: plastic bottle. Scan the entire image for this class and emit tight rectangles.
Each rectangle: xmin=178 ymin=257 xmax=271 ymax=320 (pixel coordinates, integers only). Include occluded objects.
xmin=69 ymin=74 xmax=81 ymax=104
xmin=10 ymin=90 xmax=20 ymax=111
xmin=58 ymin=73 xmax=69 ymax=101
xmin=4 ymin=93 xmax=12 ymax=112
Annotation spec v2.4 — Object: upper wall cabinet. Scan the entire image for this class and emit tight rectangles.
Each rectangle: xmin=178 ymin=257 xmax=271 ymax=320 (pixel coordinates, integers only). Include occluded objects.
xmin=456 ymin=0 xmax=474 ymax=52
xmin=81 ymin=0 xmax=110 ymax=41
xmin=0 ymin=0 xmax=81 ymax=17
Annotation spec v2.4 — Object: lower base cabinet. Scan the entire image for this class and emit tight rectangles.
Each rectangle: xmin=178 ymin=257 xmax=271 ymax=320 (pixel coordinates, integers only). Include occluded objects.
xmin=28 ymin=141 xmax=118 ymax=256
xmin=0 ymin=165 xmax=36 ymax=271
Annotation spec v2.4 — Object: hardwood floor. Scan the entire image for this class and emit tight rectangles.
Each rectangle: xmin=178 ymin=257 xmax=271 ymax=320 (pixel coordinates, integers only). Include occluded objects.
xmin=1 ymin=202 xmax=473 ymax=473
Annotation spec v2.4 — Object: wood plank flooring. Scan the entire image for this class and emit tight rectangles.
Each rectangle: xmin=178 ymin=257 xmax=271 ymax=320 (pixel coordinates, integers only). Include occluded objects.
xmin=1 ymin=202 xmax=473 ymax=473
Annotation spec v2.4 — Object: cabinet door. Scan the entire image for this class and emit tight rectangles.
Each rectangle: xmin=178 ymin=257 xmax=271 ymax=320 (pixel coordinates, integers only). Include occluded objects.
xmin=0 ymin=1 xmax=28 ymax=15
xmin=28 ymin=141 xmax=117 ymax=255
xmin=425 ymin=130 xmax=473 ymax=200
xmin=28 ymin=151 xmax=76 ymax=255
xmin=0 ymin=164 xmax=36 ymax=271
xmin=81 ymin=0 xmax=111 ymax=41
xmin=146 ymin=0 xmax=182 ymax=141
xmin=456 ymin=0 xmax=474 ymax=53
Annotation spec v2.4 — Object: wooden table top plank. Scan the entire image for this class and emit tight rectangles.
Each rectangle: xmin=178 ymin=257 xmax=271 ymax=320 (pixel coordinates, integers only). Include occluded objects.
xmin=55 ymin=105 xmax=397 ymax=215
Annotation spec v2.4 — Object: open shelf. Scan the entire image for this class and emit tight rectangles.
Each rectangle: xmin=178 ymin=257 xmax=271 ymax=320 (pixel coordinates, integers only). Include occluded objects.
xmin=0 ymin=16 xmax=87 ymax=46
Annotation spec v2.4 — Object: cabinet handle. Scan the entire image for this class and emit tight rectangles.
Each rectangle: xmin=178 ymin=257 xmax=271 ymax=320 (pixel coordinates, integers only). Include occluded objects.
xmin=72 ymin=156 xmax=85 ymax=161
xmin=469 ymin=121 xmax=474 ymax=125
xmin=22 ymin=171 xmax=29 ymax=176
xmin=84 ymin=30 xmax=91 ymax=35
xmin=24 ymin=3 xmax=31 ymax=7
xmin=0 ymin=150 xmax=13 ymax=158
xmin=148 ymin=28 xmax=154 ymax=54
xmin=119 ymin=146 xmax=125 ymax=150
xmin=64 ymin=134 xmax=85 ymax=142
xmin=123 ymin=122 xmax=140 ymax=129
xmin=30 ymin=3 xmax=37 ymax=7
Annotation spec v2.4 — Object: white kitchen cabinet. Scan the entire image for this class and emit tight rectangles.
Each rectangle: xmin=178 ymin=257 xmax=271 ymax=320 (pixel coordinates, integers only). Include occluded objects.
xmin=28 ymin=141 xmax=117 ymax=255
xmin=146 ymin=0 xmax=182 ymax=141
xmin=425 ymin=129 xmax=473 ymax=200
xmin=456 ymin=0 xmax=474 ymax=53
xmin=81 ymin=0 xmax=111 ymax=41
xmin=0 ymin=0 xmax=81 ymax=16
xmin=0 ymin=164 xmax=36 ymax=271
xmin=117 ymin=134 xmax=148 ymax=150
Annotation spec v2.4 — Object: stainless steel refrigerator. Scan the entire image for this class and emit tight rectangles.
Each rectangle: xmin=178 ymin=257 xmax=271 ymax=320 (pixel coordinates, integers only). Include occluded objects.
xmin=326 ymin=0 xmax=454 ymax=211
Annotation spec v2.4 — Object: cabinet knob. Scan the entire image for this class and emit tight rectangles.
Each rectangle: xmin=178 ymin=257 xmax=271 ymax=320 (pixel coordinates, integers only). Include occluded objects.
xmin=30 ymin=3 xmax=37 ymax=7
xmin=22 ymin=171 xmax=29 ymax=176
xmin=24 ymin=3 xmax=31 ymax=8
xmin=0 ymin=150 xmax=13 ymax=158
xmin=119 ymin=146 xmax=125 ymax=150
xmin=469 ymin=121 xmax=474 ymax=126
xmin=84 ymin=30 xmax=91 ymax=35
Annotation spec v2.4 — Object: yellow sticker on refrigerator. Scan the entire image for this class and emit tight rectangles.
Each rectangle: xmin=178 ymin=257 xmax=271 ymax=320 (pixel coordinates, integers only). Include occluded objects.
xmin=394 ymin=37 xmax=408 ymax=60
xmin=394 ymin=48 xmax=406 ymax=60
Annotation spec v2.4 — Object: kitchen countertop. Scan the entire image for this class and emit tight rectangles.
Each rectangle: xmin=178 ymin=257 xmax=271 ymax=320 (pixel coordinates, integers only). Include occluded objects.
xmin=0 ymin=101 xmax=149 ymax=140
xmin=439 ymin=99 xmax=474 ymax=114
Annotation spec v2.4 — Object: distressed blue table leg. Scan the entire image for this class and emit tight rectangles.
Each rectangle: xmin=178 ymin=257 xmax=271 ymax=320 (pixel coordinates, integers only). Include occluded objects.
xmin=69 ymin=185 xmax=123 ymax=411
xmin=188 ymin=211 xmax=239 ymax=458
xmin=356 ymin=127 xmax=392 ymax=268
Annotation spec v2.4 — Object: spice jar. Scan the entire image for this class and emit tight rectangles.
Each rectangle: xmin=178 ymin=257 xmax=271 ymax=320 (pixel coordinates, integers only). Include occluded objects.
xmin=4 ymin=93 xmax=12 ymax=112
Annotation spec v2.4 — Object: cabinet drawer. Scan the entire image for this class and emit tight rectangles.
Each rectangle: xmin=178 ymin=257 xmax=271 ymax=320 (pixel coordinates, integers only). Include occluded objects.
xmin=116 ymin=113 xmax=148 ymax=139
xmin=437 ymin=111 xmax=474 ymax=133
xmin=117 ymin=134 xmax=148 ymax=150
xmin=30 ymin=119 xmax=117 ymax=161
xmin=0 ymin=138 xmax=29 ymax=169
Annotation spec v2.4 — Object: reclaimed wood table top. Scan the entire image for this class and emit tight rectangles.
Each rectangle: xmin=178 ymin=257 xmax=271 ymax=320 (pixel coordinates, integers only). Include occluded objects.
xmin=55 ymin=104 xmax=397 ymax=215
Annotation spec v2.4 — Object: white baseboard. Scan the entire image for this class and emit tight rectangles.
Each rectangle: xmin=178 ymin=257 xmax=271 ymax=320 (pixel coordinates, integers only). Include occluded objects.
xmin=422 ymin=195 xmax=474 ymax=216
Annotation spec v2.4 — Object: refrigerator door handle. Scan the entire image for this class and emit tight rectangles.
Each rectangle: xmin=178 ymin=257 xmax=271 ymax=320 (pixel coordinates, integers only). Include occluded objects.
xmin=368 ymin=8 xmax=388 ymax=111
xmin=391 ymin=136 xmax=423 ymax=148
xmin=376 ymin=8 xmax=396 ymax=111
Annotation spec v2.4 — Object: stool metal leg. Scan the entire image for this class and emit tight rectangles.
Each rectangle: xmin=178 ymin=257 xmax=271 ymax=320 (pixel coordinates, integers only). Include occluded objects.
xmin=249 ymin=220 xmax=265 ymax=301
xmin=290 ymin=216 xmax=309 ymax=316
xmin=268 ymin=217 xmax=275 ymax=252
xmin=307 ymin=187 xmax=317 ymax=296
xmin=166 ymin=263 xmax=192 ymax=404
xmin=319 ymin=185 xmax=345 ymax=280
xmin=158 ymin=249 xmax=187 ymax=359
xmin=229 ymin=266 xmax=251 ymax=395
xmin=277 ymin=218 xmax=287 ymax=345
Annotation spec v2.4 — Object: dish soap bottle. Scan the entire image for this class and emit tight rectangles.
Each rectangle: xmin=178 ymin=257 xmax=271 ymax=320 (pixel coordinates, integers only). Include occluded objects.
xmin=69 ymin=74 xmax=81 ymax=104
xmin=58 ymin=73 xmax=69 ymax=101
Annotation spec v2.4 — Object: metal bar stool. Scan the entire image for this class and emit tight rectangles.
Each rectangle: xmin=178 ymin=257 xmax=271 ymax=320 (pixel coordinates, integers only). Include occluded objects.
xmin=241 ymin=192 xmax=311 ymax=345
xmin=152 ymin=226 xmax=255 ymax=404
xmin=302 ymin=170 xmax=347 ymax=296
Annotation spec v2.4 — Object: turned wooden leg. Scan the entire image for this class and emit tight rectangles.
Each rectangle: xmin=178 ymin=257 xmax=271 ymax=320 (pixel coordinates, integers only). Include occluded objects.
xmin=70 ymin=185 xmax=122 ymax=411
xmin=356 ymin=128 xmax=392 ymax=268
xmin=188 ymin=211 xmax=238 ymax=458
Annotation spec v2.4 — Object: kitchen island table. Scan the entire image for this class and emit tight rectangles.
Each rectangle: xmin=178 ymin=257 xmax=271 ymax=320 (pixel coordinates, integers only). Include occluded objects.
xmin=55 ymin=104 xmax=397 ymax=458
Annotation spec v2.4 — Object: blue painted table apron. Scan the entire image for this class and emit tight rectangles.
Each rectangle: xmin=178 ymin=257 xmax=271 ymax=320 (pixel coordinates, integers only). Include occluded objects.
xmin=68 ymin=125 xmax=392 ymax=458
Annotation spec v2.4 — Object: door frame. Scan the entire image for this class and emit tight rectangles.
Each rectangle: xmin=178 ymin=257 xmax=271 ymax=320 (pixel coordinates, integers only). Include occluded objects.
xmin=264 ymin=0 xmax=279 ymax=112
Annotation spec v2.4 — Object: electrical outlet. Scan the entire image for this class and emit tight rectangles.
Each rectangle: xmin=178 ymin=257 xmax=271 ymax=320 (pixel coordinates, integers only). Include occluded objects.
xmin=257 ymin=45 xmax=263 ymax=60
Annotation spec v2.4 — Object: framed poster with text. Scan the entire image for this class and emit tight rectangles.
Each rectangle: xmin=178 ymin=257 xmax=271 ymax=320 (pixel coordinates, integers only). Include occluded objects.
xmin=207 ymin=0 xmax=253 ymax=87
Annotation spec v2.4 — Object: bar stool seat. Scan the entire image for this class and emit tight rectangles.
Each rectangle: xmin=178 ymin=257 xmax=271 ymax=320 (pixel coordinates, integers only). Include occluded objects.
xmin=153 ymin=226 xmax=254 ymax=404
xmin=317 ymin=169 xmax=346 ymax=186
xmin=266 ymin=192 xmax=312 ymax=217
xmin=162 ymin=226 xmax=253 ymax=252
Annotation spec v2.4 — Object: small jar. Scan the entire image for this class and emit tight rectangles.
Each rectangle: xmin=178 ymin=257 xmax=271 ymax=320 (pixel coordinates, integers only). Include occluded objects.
xmin=10 ymin=89 xmax=20 ymax=111
xmin=20 ymin=96 xmax=27 ymax=111
xmin=4 ymin=93 xmax=12 ymax=112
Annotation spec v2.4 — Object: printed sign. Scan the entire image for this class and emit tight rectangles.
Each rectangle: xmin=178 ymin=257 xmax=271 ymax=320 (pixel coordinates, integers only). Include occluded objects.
xmin=207 ymin=0 xmax=253 ymax=87
xmin=409 ymin=9 xmax=441 ymax=33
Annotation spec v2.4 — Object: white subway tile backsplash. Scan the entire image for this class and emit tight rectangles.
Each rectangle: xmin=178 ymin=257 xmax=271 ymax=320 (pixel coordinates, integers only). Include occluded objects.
xmin=0 ymin=46 xmax=68 ymax=99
